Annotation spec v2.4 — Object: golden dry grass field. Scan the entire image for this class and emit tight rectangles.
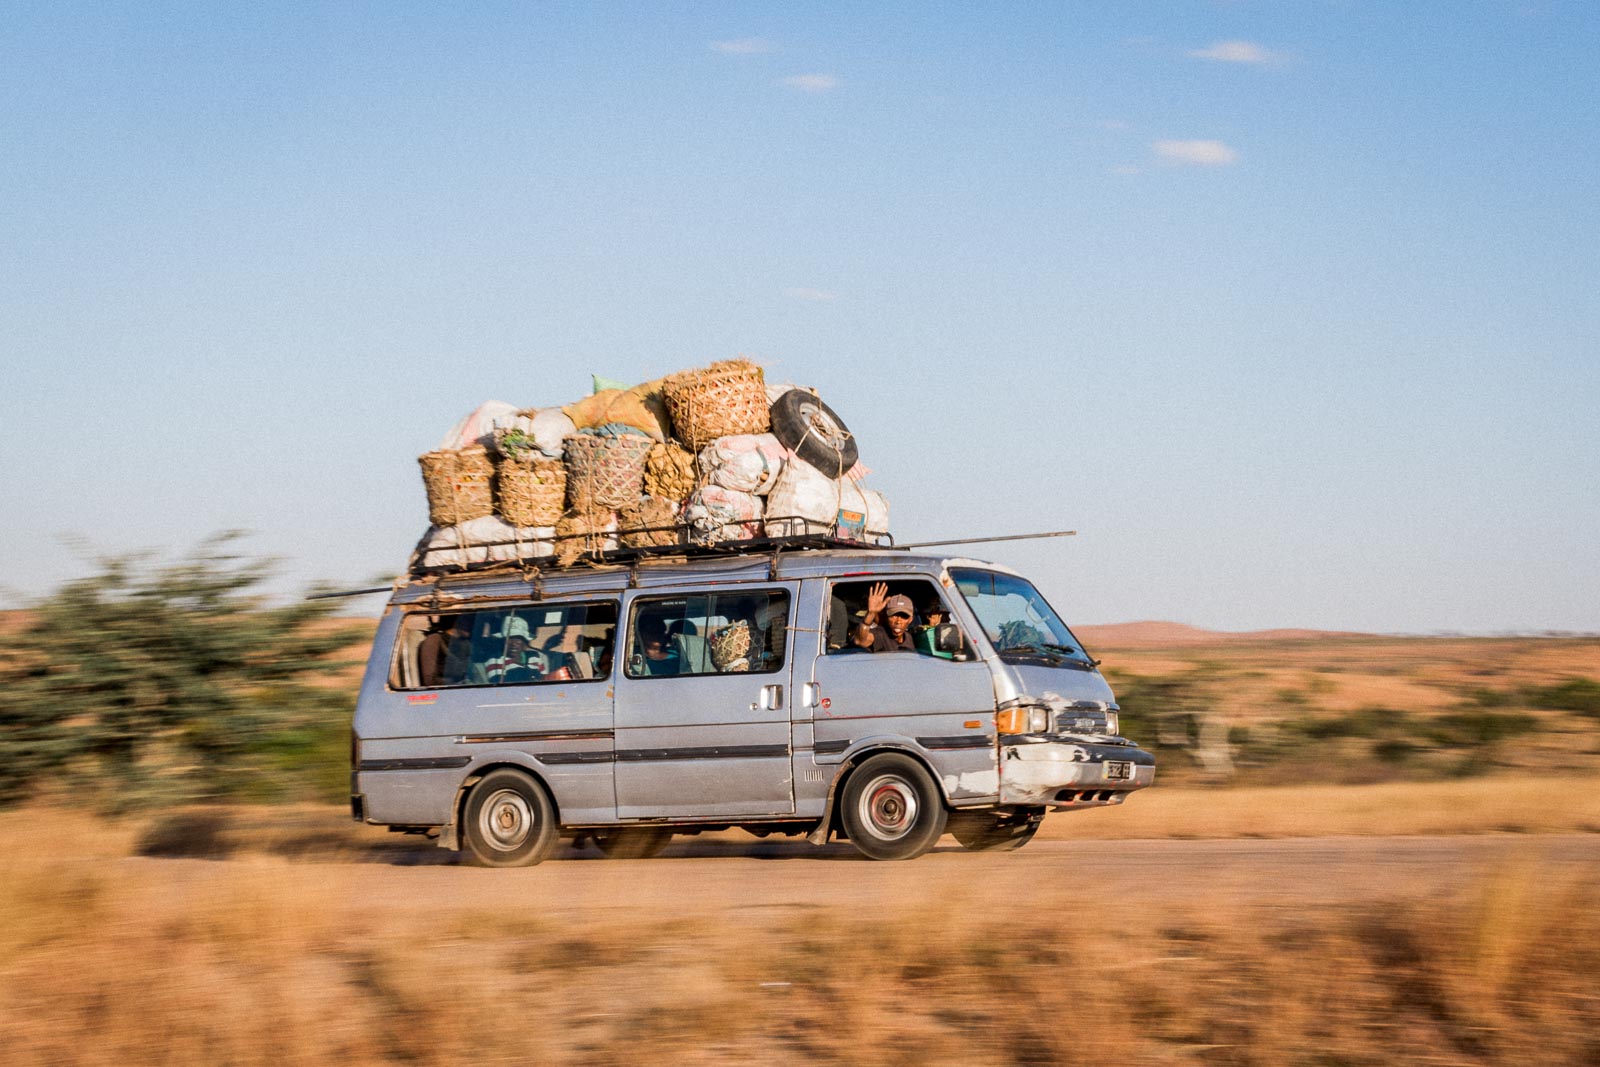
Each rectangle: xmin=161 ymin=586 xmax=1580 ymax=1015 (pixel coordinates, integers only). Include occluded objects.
xmin=5 ymin=625 xmax=1597 ymax=1064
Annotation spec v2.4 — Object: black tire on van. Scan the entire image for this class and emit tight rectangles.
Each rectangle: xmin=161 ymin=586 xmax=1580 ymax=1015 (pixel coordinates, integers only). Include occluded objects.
xmin=839 ymin=753 xmax=948 ymax=860
xmin=460 ymin=769 xmax=559 ymax=867
xmin=769 ymin=389 xmax=860 ymax=478
xmin=949 ymin=812 xmax=1042 ymax=852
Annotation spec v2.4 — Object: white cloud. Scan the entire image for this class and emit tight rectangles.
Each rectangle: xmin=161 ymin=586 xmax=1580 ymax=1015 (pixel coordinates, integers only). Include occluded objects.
xmin=779 ymin=74 xmax=839 ymax=94
xmin=784 ymin=287 xmax=839 ymax=302
xmin=711 ymin=38 xmax=774 ymax=55
xmin=1152 ymin=139 xmax=1239 ymax=166
xmin=1187 ymin=40 xmax=1285 ymax=65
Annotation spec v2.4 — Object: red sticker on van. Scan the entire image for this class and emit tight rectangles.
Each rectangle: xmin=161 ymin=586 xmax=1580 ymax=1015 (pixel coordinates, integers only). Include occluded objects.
xmin=407 ymin=693 xmax=439 ymax=704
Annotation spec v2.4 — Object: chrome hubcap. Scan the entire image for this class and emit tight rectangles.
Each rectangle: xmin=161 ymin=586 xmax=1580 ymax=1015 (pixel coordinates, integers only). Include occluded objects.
xmin=479 ymin=789 xmax=533 ymax=851
xmin=860 ymin=774 xmax=918 ymax=840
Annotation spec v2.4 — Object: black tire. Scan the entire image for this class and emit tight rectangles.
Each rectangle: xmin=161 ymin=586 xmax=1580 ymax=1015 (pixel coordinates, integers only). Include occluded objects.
xmin=839 ymin=753 xmax=948 ymax=860
xmin=592 ymin=828 xmax=672 ymax=859
xmin=769 ymin=390 xmax=860 ymax=478
xmin=460 ymin=769 xmax=559 ymax=867
xmin=949 ymin=812 xmax=1043 ymax=853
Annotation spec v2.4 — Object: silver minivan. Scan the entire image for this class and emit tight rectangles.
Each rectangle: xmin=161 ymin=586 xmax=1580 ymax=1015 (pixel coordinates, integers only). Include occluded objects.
xmin=351 ymin=546 xmax=1155 ymax=864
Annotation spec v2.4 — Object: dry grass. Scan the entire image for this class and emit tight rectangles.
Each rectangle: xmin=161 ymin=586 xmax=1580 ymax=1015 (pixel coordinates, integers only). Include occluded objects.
xmin=1 ymin=843 xmax=1596 ymax=1066
xmin=1052 ymin=774 xmax=1600 ymax=840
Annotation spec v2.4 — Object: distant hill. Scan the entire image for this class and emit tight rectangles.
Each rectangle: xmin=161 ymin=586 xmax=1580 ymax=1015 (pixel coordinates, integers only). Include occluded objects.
xmin=1074 ymin=620 xmax=1371 ymax=649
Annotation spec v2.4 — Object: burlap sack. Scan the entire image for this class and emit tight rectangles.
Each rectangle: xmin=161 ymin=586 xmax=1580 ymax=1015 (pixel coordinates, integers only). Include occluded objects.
xmin=643 ymin=441 xmax=697 ymax=502
xmin=619 ymin=495 xmax=682 ymax=548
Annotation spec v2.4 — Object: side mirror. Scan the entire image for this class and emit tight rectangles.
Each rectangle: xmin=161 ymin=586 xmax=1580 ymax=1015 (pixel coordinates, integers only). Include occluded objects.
xmin=936 ymin=623 xmax=964 ymax=653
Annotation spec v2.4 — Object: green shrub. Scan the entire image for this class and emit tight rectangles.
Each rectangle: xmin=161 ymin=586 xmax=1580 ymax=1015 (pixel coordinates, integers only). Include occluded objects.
xmin=1524 ymin=677 xmax=1600 ymax=717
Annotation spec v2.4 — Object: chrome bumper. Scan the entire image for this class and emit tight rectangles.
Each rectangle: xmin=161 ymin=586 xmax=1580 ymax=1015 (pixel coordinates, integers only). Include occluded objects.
xmin=998 ymin=739 xmax=1156 ymax=806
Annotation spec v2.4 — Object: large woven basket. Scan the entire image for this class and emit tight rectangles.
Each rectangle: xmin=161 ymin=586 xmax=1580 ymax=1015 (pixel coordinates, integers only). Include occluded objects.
xmin=564 ymin=433 xmax=653 ymax=511
xmin=643 ymin=441 xmax=697 ymax=502
xmin=663 ymin=359 xmax=769 ymax=450
xmin=418 ymin=446 xmax=495 ymax=526
xmin=496 ymin=456 xmax=567 ymax=527
xmin=619 ymin=495 xmax=682 ymax=548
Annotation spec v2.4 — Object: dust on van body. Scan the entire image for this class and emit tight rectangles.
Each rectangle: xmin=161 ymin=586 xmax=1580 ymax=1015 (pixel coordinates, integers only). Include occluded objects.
xmin=351 ymin=547 xmax=1155 ymax=863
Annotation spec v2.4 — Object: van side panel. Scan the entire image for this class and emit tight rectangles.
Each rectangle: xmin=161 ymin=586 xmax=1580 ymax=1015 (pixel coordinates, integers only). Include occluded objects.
xmin=354 ymin=604 xmax=618 ymax=827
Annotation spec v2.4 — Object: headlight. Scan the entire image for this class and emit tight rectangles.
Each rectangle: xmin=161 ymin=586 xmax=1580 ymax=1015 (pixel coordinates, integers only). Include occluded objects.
xmin=1104 ymin=710 xmax=1120 ymax=735
xmin=996 ymin=705 xmax=1052 ymax=734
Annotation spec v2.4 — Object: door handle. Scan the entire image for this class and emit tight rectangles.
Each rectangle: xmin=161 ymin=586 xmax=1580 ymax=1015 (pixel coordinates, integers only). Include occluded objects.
xmin=751 ymin=684 xmax=785 ymax=711
xmin=801 ymin=682 xmax=820 ymax=708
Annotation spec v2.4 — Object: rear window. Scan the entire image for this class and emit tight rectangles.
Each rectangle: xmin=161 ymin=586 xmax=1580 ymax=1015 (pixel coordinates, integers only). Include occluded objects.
xmin=390 ymin=602 xmax=617 ymax=689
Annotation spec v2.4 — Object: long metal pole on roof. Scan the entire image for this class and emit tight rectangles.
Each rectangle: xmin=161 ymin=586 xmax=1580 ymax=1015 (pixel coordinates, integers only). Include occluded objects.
xmin=306 ymin=585 xmax=394 ymax=601
xmin=891 ymin=530 xmax=1077 ymax=550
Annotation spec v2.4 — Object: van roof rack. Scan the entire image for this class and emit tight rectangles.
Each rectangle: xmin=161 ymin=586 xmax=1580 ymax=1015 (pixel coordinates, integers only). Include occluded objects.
xmin=306 ymin=528 xmax=1076 ymax=601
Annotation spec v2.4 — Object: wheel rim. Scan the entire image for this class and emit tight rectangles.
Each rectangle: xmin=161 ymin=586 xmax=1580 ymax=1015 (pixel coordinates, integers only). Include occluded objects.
xmin=797 ymin=401 xmax=849 ymax=450
xmin=859 ymin=774 xmax=918 ymax=840
xmin=478 ymin=788 xmax=534 ymax=852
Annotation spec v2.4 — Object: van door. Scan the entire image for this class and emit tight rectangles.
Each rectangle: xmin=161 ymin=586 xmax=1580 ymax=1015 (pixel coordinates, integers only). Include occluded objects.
xmin=612 ymin=584 xmax=798 ymax=819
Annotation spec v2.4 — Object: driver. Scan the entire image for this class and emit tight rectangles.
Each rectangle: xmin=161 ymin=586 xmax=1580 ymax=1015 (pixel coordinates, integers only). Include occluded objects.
xmin=861 ymin=583 xmax=918 ymax=653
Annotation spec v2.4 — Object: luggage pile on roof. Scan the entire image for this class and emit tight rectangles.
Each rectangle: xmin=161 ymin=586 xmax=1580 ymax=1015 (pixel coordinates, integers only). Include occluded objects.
xmin=412 ymin=359 xmax=888 ymax=572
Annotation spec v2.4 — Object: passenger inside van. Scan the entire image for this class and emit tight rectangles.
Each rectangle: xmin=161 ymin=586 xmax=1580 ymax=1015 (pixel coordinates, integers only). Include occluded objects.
xmin=634 ymin=616 xmax=682 ymax=677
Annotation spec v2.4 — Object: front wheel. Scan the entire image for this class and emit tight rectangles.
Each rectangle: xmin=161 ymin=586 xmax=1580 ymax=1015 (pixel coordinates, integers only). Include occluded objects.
xmin=949 ymin=812 xmax=1043 ymax=852
xmin=460 ymin=769 xmax=559 ymax=867
xmin=840 ymin=753 xmax=948 ymax=860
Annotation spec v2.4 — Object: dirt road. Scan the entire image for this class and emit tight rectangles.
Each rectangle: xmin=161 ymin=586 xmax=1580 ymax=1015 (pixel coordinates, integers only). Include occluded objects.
xmin=122 ymin=833 xmax=1600 ymax=922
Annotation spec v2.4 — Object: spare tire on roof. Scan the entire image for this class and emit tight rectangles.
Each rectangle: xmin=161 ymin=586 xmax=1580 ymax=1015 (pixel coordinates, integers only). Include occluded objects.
xmin=769 ymin=389 xmax=859 ymax=478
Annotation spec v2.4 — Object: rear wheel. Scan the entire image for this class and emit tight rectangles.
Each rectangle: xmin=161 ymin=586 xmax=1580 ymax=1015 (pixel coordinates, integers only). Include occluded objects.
xmin=460 ymin=770 xmax=558 ymax=867
xmin=840 ymin=753 xmax=948 ymax=860
xmin=592 ymin=828 xmax=672 ymax=859
xmin=950 ymin=811 xmax=1043 ymax=852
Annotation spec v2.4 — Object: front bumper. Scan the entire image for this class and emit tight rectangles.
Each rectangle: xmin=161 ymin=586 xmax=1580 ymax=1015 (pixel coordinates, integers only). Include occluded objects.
xmin=999 ymin=738 xmax=1156 ymax=807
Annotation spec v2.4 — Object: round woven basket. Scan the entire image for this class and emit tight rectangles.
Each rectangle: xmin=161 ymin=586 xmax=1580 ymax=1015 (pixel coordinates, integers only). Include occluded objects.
xmin=663 ymin=359 xmax=769 ymax=450
xmin=710 ymin=619 xmax=754 ymax=672
xmin=418 ymin=446 xmax=494 ymax=526
xmin=564 ymin=434 xmax=653 ymax=511
xmin=495 ymin=456 xmax=567 ymax=527
xmin=619 ymin=495 xmax=682 ymax=548
xmin=643 ymin=442 xmax=697 ymax=502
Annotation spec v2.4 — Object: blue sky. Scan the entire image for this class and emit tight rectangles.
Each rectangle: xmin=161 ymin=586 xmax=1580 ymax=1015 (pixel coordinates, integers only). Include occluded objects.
xmin=3 ymin=2 xmax=1596 ymax=633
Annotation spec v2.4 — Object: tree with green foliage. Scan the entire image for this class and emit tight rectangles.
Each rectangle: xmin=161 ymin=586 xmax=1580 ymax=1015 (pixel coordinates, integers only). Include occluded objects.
xmin=0 ymin=534 xmax=365 ymax=811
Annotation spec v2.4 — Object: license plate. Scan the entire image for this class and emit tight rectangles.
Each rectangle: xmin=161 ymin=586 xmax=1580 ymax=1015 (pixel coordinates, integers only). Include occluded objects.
xmin=1102 ymin=761 xmax=1133 ymax=781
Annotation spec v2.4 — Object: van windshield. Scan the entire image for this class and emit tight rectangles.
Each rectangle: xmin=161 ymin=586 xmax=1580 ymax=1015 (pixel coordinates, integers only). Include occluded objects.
xmin=949 ymin=568 xmax=1094 ymax=669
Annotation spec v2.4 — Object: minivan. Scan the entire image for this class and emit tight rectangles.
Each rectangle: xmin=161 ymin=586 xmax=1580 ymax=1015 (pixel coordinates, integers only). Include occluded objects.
xmin=351 ymin=543 xmax=1155 ymax=864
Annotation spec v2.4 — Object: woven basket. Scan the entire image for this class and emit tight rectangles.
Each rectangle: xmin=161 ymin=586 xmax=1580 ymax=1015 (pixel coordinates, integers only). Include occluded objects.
xmin=663 ymin=359 xmax=769 ymax=450
xmin=643 ymin=442 xmax=697 ymax=502
xmin=418 ymin=446 xmax=495 ymax=526
xmin=554 ymin=511 xmax=617 ymax=566
xmin=495 ymin=456 xmax=567 ymax=527
xmin=619 ymin=495 xmax=682 ymax=548
xmin=710 ymin=619 xmax=754 ymax=672
xmin=564 ymin=433 xmax=653 ymax=511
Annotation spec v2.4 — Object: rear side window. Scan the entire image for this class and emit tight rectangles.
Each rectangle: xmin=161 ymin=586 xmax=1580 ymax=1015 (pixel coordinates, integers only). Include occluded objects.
xmin=625 ymin=590 xmax=790 ymax=678
xmin=391 ymin=602 xmax=618 ymax=689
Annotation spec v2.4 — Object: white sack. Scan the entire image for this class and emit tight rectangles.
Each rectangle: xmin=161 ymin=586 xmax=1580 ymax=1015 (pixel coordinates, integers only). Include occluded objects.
xmin=698 ymin=433 xmax=787 ymax=496
xmin=766 ymin=461 xmax=890 ymax=539
xmin=417 ymin=518 xmax=556 ymax=569
xmin=530 ymin=409 xmax=577 ymax=457
xmin=684 ymin=485 xmax=763 ymax=543
xmin=437 ymin=401 xmax=522 ymax=451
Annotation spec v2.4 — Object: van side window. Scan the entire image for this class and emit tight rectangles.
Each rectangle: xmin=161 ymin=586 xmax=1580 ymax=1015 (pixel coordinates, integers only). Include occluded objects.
xmin=827 ymin=579 xmax=967 ymax=660
xmin=626 ymin=590 xmax=789 ymax=679
xmin=391 ymin=602 xmax=618 ymax=690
